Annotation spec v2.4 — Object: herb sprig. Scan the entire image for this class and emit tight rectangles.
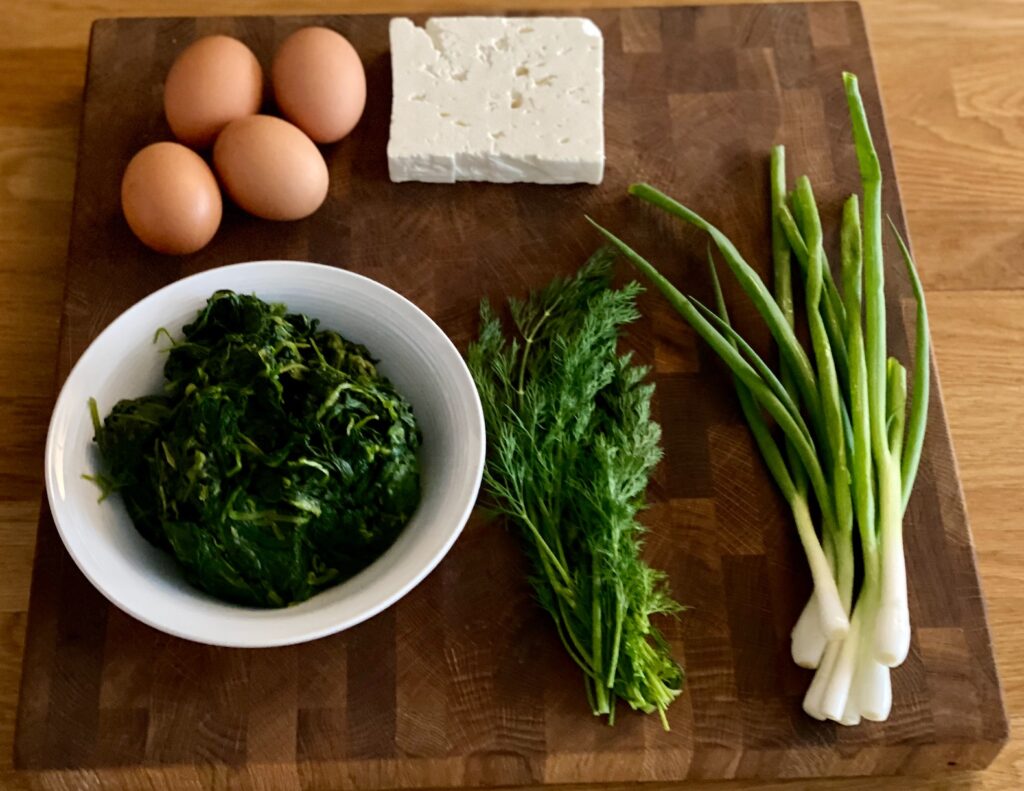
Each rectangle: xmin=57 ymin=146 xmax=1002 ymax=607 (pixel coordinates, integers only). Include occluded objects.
xmin=467 ymin=250 xmax=683 ymax=727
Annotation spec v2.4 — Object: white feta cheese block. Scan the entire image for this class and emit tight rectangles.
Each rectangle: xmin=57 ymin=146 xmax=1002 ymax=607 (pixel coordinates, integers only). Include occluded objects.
xmin=387 ymin=16 xmax=604 ymax=185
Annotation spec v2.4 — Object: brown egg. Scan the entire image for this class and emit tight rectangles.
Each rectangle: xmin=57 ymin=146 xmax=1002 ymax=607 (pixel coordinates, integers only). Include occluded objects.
xmin=213 ymin=115 xmax=329 ymax=221
xmin=164 ymin=35 xmax=263 ymax=149
xmin=271 ymin=26 xmax=366 ymax=144
xmin=121 ymin=142 xmax=223 ymax=255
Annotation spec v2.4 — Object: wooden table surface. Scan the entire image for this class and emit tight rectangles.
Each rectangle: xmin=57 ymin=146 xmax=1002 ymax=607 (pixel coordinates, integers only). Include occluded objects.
xmin=1 ymin=0 xmax=1020 ymax=789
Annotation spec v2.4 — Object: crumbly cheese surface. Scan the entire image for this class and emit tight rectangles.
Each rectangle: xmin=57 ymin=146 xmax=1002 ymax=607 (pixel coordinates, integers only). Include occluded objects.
xmin=387 ymin=16 xmax=604 ymax=185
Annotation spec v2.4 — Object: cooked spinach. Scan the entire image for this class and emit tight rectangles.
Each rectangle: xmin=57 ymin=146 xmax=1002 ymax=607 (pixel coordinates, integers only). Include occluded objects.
xmin=89 ymin=290 xmax=421 ymax=608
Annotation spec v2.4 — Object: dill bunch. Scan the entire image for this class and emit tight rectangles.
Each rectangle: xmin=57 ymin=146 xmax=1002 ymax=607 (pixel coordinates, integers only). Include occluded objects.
xmin=466 ymin=249 xmax=684 ymax=727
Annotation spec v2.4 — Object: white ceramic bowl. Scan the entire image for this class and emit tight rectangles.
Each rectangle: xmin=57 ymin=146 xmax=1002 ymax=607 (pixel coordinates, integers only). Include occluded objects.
xmin=45 ymin=261 xmax=485 ymax=647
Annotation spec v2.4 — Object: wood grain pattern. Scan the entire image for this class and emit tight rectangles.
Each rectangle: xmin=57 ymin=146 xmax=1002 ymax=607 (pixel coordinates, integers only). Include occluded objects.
xmin=1 ymin=2 xmax=1019 ymax=790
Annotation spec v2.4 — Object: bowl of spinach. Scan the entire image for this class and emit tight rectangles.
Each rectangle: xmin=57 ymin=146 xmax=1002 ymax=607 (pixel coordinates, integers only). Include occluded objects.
xmin=45 ymin=261 xmax=485 ymax=647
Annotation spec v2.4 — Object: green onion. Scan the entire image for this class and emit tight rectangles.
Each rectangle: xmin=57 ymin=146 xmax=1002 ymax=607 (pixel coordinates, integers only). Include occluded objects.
xmin=588 ymin=71 xmax=931 ymax=726
xmin=624 ymin=184 xmax=826 ymax=440
xmin=888 ymin=217 xmax=931 ymax=510
xmin=843 ymin=72 xmax=912 ymax=669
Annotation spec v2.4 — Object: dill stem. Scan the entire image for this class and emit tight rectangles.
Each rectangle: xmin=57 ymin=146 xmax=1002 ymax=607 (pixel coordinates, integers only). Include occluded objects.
xmin=516 ymin=305 xmax=555 ymax=406
xmin=606 ymin=592 xmax=625 ymax=688
xmin=519 ymin=507 xmax=574 ymax=596
xmin=551 ymin=606 xmax=599 ymax=681
xmin=591 ymin=554 xmax=609 ymax=714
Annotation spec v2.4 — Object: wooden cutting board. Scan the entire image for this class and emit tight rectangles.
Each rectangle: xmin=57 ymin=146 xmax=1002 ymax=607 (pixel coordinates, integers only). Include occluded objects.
xmin=13 ymin=3 xmax=1007 ymax=788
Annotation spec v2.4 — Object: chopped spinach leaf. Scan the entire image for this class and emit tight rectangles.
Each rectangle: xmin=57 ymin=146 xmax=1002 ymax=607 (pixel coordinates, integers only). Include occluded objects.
xmin=90 ymin=290 xmax=421 ymax=608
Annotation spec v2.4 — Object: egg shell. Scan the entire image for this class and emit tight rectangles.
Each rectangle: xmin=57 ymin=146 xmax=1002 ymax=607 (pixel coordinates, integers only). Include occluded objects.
xmin=213 ymin=115 xmax=330 ymax=221
xmin=121 ymin=142 xmax=223 ymax=255
xmin=164 ymin=35 xmax=264 ymax=149
xmin=272 ymin=26 xmax=367 ymax=144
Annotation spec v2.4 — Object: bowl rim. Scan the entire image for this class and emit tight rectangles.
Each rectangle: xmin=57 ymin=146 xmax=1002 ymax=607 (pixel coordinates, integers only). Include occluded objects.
xmin=44 ymin=259 xmax=485 ymax=647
